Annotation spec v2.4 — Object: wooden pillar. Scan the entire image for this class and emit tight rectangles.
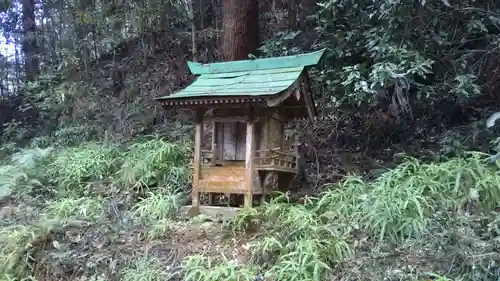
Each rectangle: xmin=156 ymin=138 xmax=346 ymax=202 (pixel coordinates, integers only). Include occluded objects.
xmin=244 ymin=117 xmax=255 ymax=208
xmin=192 ymin=109 xmax=204 ymax=213
xmin=208 ymin=122 xmax=217 ymax=205
xmin=211 ymin=122 xmax=217 ymax=166
xmin=294 ymin=132 xmax=299 ymax=169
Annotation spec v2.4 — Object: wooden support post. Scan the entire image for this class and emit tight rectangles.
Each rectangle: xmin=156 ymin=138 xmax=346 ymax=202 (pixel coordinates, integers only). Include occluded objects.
xmin=207 ymin=122 xmax=216 ymax=206
xmin=192 ymin=109 xmax=204 ymax=214
xmin=244 ymin=117 xmax=255 ymax=209
xmin=211 ymin=122 xmax=217 ymax=166
xmin=294 ymin=133 xmax=299 ymax=169
xmin=259 ymin=170 xmax=267 ymax=205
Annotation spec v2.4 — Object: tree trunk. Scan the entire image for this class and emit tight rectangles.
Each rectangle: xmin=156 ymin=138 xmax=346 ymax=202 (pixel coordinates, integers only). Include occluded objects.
xmin=222 ymin=0 xmax=259 ymax=61
xmin=189 ymin=0 xmax=198 ymax=62
xmin=21 ymin=0 xmax=39 ymax=82
xmin=288 ymin=0 xmax=297 ymax=28
xmin=298 ymin=0 xmax=316 ymax=25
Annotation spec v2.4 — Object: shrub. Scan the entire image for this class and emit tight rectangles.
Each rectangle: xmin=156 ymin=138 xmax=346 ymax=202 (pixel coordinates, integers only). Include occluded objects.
xmin=214 ymin=153 xmax=500 ymax=281
xmin=43 ymin=197 xmax=104 ymax=220
xmin=316 ymin=153 xmax=500 ymax=242
xmin=0 ymin=224 xmax=51 ymax=278
xmin=133 ymin=190 xmax=185 ymax=222
xmin=117 ymin=136 xmax=189 ymax=192
xmin=122 ymin=255 xmax=178 ymax=281
xmin=0 ymin=147 xmax=53 ymax=197
xmin=46 ymin=142 xmax=120 ymax=194
xmin=219 ymin=193 xmax=352 ymax=281
xmin=183 ymin=255 xmax=257 ymax=281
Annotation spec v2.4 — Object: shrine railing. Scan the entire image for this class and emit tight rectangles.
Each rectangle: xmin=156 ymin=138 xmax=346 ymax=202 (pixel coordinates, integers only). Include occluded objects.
xmin=199 ymin=147 xmax=299 ymax=173
xmin=255 ymin=147 xmax=298 ymax=171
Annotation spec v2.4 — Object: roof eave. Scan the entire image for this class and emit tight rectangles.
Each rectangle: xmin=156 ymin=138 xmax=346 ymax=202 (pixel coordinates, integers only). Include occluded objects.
xmin=187 ymin=48 xmax=327 ymax=75
xmin=157 ymin=95 xmax=269 ymax=107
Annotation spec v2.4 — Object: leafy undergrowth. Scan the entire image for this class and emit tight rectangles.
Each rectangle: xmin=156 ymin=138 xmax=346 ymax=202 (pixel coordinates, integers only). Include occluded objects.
xmin=1 ymin=140 xmax=500 ymax=281
xmin=192 ymin=152 xmax=500 ymax=281
xmin=0 ymin=136 xmax=253 ymax=281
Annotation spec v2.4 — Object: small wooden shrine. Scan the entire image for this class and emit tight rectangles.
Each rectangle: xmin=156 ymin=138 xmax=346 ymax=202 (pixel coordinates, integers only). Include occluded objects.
xmin=156 ymin=49 xmax=325 ymax=217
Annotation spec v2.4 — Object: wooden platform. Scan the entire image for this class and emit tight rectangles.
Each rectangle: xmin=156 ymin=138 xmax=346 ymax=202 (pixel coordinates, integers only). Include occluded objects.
xmin=180 ymin=205 xmax=242 ymax=221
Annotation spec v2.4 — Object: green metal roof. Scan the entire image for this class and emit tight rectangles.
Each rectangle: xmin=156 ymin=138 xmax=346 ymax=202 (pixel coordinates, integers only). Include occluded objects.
xmin=157 ymin=49 xmax=326 ymax=101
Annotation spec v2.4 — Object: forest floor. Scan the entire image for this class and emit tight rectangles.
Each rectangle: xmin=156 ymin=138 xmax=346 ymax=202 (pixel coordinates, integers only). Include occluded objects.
xmin=0 ymin=138 xmax=499 ymax=281
xmin=0 ymin=197 xmax=255 ymax=281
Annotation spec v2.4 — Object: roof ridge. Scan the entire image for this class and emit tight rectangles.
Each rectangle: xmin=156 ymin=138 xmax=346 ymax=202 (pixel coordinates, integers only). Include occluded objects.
xmin=187 ymin=49 xmax=326 ymax=75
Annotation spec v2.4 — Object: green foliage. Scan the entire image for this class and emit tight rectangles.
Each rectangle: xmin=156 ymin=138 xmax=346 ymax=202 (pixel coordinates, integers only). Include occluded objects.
xmin=1 ymin=137 xmax=189 ymax=199
xmin=10 ymin=147 xmax=53 ymax=170
xmin=216 ymin=194 xmax=352 ymax=281
xmin=43 ymin=197 xmax=104 ymax=220
xmin=317 ymin=153 xmax=500 ymax=242
xmin=183 ymin=255 xmax=258 ymax=281
xmin=146 ymin=218 xmax=172 ymax=240
xmin=223 ymin=207 xmax=260 ymax=234
xmin=133 ymin=190 xmax=185 ymax=222
xmin=46 ymin=142 xmax=120 ymax=194
xmin=122 ymin=255 xmax=177 ymax=281
xmin=197 ymin=153 xmax=500 ymax=281
xmin=257 ymin=0 xmax=500 ymax=135
xmin=0 ymin=137 xmax=190 ymax=280
xmin=0 ymin=147 xmax=52 ymax=197
xmin=117 ymin=136 xmax=189 ymax=192
xmin=0 ymin=224 xmax=51 ymax=278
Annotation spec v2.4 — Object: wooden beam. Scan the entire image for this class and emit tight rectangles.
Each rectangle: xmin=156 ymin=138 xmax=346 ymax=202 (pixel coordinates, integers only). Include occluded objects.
xmin=211 ymin=122 xmax=217 ymax=166
xmin=302 ymin=72 xmax=318 ymax=118
xmin=244 ymin=114 xmax=256 ymax=208
xmin=265 ymin=73 xmax=303 ymax=108
xmin=299 ymin=78 xmax=315 ymax=122
xmin=192 ymin=109 xmax=205 ymax=214
xmin=204 ymin=116 xmax=248 ymax=123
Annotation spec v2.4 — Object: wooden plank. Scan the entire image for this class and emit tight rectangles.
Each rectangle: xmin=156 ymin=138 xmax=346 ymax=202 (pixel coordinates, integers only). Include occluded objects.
xmin=216 ymin=122 xmax=224 ymax=161
xmin=235 ymin=122 xmax=246 ymax=161
xmin=204 ymin=116 xmax=247 ymax=123
xmin=223 ymin=122 xmax=236 ymax=160
xmin=266 ymin=85 xmax=298 ymax=107
xmin=255 ymin=166 xmax=298 ymax=174
xmin=201 ymin=160 xmax=245 ymax=167
xmin=198 ymin=180 xmax=245 ymax=193
xmin=300 ymin=74 xmax=316 ymax=121
xmin=211 ymin=122 xmax=217 ymax=166
xmin=244 ymin=119 xmax=256 ymax=208
xmin=200 ymin=166 xmax=245 ymax=181
xmin=261 ymin=116 xmax=268 ymax=152
xmin=268 ymin=117 xmax=282 ymax=151
xmin=192 ymin=110 xmax=205 ymax=214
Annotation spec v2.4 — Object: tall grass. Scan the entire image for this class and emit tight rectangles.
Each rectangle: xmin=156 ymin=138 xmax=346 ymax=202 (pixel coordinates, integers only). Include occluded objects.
xmin=184 ymin=255 xmax=258 ymax=281
xmin=187 ymin=153 xmax=500 ymax=281
xmin=133 ymin=190 xmax=185 ymax=222
xmin=0 ymin=147 xmax=53 ymax=196
xmin=0 ymin=223 xmax=52 ymax=278
xmin=217 ymin=194 xmax=353 ymax=281
xmin=117 ymin=136 xmax=189 ymax=192
xmin=122 ymin=255 xmax=177 ymax=281
xmin=317 ymin=152 xmax=500 ymax=242
xmin=0 ymin=138 xmax=190 ymax=280
xmin=46 ymin=142 xmax=120 ymax=194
